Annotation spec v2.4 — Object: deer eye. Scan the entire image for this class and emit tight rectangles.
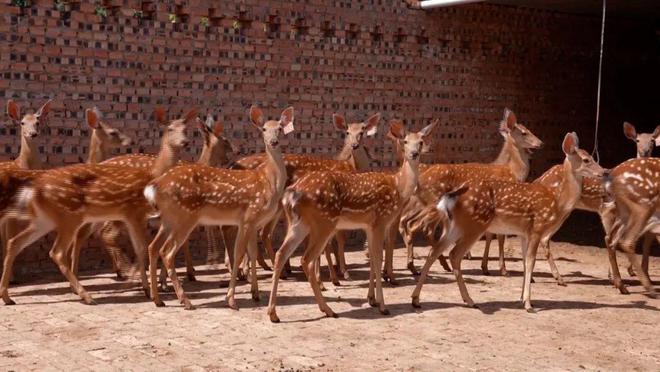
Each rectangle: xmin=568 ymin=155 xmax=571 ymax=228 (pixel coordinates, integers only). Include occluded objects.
xmin=262 ymin=128 xmax=267 ymax=132
xmin=403 ymin=140 xmax=408 ymax=144
xmin=583 ymin=158 xmax=590 ymax=163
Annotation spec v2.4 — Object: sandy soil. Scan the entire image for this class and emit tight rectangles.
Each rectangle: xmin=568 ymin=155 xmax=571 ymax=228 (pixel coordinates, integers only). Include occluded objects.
xmin=0 ymin=239 xmax=658 ymax=371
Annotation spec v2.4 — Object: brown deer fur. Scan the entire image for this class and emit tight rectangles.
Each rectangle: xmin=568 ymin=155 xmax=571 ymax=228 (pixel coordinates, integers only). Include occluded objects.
xmin=266 ymin=119 xmax=437 ymax=322
xmin=0 ymin=108 xmax=194 ymax=305
xmin=411 ymin=132 xmax=604 ymax=312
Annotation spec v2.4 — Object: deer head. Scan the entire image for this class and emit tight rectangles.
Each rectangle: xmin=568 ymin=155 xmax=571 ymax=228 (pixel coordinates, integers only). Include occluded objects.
xmin=249 ymin=105 xmax=295 ymax=149
xmin=333 ymin=113 xmax=380 ymax=150
xmin=197 ymin=114 xmax=235 ymax=167
xmin=6 ymin=99 xmax=52 ymax=141
xmin=86 ymin=107 xmax=133 ymax=147
xmin=623 ymin=121 xmax=660 ymax=158
xmin=156 ymin=106 xmax=196 ymax=150
xmin=388 ymin=119 xmax=438 ymax=162
xmin=562 ymin=132 xmax=605 ymax=178
xmin=499 ymin=108 xmax=543 ymax=153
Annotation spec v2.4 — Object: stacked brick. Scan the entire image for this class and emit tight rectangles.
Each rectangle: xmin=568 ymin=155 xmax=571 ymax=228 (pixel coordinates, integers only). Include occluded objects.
xmin=0 ymin=0 xmax=601 ymax=275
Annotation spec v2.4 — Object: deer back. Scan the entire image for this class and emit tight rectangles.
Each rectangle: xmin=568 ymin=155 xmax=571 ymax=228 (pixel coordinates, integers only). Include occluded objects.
xmin=535 ymin=165 xmax=605 ymax=213
xmin=609 ymin=158 xmax=660 ymax=207
xmin=31 ymin=164 xmax=153 ymax=219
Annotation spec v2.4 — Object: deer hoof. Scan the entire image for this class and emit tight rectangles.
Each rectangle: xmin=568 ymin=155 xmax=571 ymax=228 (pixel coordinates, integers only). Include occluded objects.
xmin=557 ymin=280 xmax=567 ymax=287
xmin=411 ymin=297 xmax=421 ymax=308
xmin=187 ymin=274 xmax=197 ymax=282
xmin=481 ymin=268 xmax=491 ymax=276
xmin=115 ymin=271 xmax=128 ymax=281
xmin=183 ymin=301 xmax=196 ymax=310
xmin=155 ymin=299 xmax=166 ymax=307
xmin=84 ymin=298 xmax=97 ymax=306
xmin=627 ymin=267 xmax=636 ymax=277
xmin=407 ymin=262 xmax=420 ymax=276
xmin=468 ymin=303 xmax=479 ymax=309
xmin=227 ymin=298 xmax=238 ymax=310
xmin=4 ymin=299 xmax=16 ymax=306
xmin=252 ymin=292 xmax=260 ymax=302
xmin=269 ymin=312 xmax=281 ymax=323
xmin=618 ymin=285 xmax=630 ymax=295
xmin=380 ymin=308 xmax=390 ymax=316
xmin=501 ymin=270 xmax=509 ymax=277
xmin=368 ymin=296 xmax=378 ymax=308
xmin=332 ymin=280 xmax=341 ymax=286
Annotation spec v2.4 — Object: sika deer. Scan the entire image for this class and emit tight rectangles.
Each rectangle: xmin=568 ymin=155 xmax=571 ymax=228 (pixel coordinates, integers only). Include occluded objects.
xmin=267 ymin=119 xmax=437 ymax=322
xmin=411 ymin=132 xmax=604 ymax=312
xmin=225 ymin=113 xmax=380 ymax=283
xmin=0 ymin=107 xmax=194 ymax=305
xmin=70 ymin=113 xmax=234 ymax=284
xmin=603 ymin=157 xmax=660 ymax=296
xmin=535 ymin=121 xmax=660 ymax=291
xmin=398 ymin=109 xmax=542 ymax=278
xmin=143 ymin=105 xmax=294 ymax=310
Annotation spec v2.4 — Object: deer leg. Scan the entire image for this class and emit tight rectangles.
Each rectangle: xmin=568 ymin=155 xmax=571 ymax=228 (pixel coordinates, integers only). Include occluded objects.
xmin=70 ymin=223 xmax=95 ymax=293
xmin=50 ymin=225 xmax=96 ymax=305
xmin=301 ymin=227 xmax=337 ymax=319
xmin=161 ymin=224 xmax=196 ymax=310
xmin=3 ymin=220 xmax=21 ymax=284
xmin=100 ymin=221 xmax=130 ymax=280
xmin=226 ymin=224 xmax=251 ymax=310
xmin=267 ymin=216 xmax=310 ymax=323
xmin=147 ymin=225 xmax=168 ymax=307
xmin=544 ymin=239 xmax=566 ymax=286
xmin=481 ymin=233 xmax=493 ymax=275
xmin=449 ymin=235 xmax=481 ymax=308
xmin=1 ymin=219 xmax=52 ymax=305
xmin=123 ymin=217 xmax=150 ymax=297
xmin=496 ymin=234 xmax=508 ymax=276
xmin=401 ymin=217 xmax=420 ymax=276
xmin=383 ymin=224 xmax=398 ymax=286
xmin=522 ymin=234 xmax=541 ymax=312
xmin=314 ymin=256 xmax=326 ymax=291
xmin=367 ymin=225 xmax=389 ymax=315
xmin=324 ymin=243 xmax=340 ymax=286
xmin=335 ymin=231 xmax=350 ymax=280
xmin=247 ymin=231 xmax=260 ymax=301
xmin=182 ymin=241 xmax=196 ymax=282
xmin=411 ymin=231 xmax=457 ymax=308
xmin=641 ymin=233 xmax=653 ymax=277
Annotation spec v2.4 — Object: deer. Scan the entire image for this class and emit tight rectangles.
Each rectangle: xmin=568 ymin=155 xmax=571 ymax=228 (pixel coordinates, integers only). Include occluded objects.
xmin=143 ymin=105 xmax=294 ymax=310
xmin=70 ymin=113 xmax=234 ymax=287
xmin=533 ymin=121 xmax=660 ymax=290
xmin=411 ymin=132 xmax=605 ymax=312
xmin=0 ymin=107 xmax=195 ymax=305
xmin=266 ymin=119 xmax=437 ymax=322
xmin=223 ymin=113 xmax=380 ymax=285
xmin=602 ymin=156 xmax=660 ymax=297
xmin=396 ymin=109 xmax=542 ymax=280
xmin=1 ymin=99 xmax=52 ymax=276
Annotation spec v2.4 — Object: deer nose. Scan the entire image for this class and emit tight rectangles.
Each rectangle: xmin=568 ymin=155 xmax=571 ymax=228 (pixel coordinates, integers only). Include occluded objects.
xmin=410 ymin=151 xmax=419 ymax=159
xmin=270 ymin=139 xmax=279 ymax=147
xmin=29 ymin=132 xmax=38 ymax=138
xmin=352 ymin=143 xmax=359 ymax=149
xmin=181 ymin=139 xmax=189 ymax=147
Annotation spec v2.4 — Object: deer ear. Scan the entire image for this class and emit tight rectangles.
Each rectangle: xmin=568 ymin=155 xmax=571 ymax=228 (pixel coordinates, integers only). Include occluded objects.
xmin=562 ymin=132 xmax=578 ymax=155
xmin=333 ymin=113 xmax=346 ymax=131
xmin=213 ymin=120 xmax=224 ymax=138
xmin=365 ymin=113 xmax=381 ymax=137
xmin=154 ymin=106 xmax=167 ymax=125
xmin=249 ymin=105 xmax=264 ymax=128
xmin=389 ymin=119 xmax=405 ymax=140
xmin=420 ymin=119 xmax=439 ymax=138
xmin=623 ymin=122 xmax=637 ymax=140
xmin=652 ymin=125 xmax=660 ymax=139
xmin=181 ymin=108 xmax=198 ymax=124
xmin=85 ymin=108 xmax=99 ymax=129
xmin=280 ymin=106 xmax=295 ymax=135
xmin=204 ymin=114 xmax=214 ymax=131
xmin=35 ymin=99 xmax=52 ymax=118
xmin=503 ymin=108 xmax=517 ymax=130
xmin=6 ymin=100 xmax=20 ymax=122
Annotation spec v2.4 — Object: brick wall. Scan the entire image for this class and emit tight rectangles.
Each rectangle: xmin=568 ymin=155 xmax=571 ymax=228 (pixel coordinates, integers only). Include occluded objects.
xmin=0 ymin=0 xmax=610 ymax=275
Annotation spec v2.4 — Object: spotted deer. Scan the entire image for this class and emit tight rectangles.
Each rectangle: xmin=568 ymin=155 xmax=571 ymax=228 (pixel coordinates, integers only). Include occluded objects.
xmin=143 ymin=105 xmax=294 ymax=310
xmin=70 ymin=113 xmax=234 ymax=285
xmin=534 ymin=121 xmax=660 ymax=290
xmin=267 ymin=119 xmax=437 ymax=322
xmin=0 ymin=107 xmax=194 ymax=305
xmin=225 ymin=113 xmax=380 ymax=284
xmin=411 ymin=132 xmax=605 ymax=312
xmin=397 ymin=109 xmax=542 ymax=279
xmin=603 ymin=156 xmax=660 ymax=297
xmin=1 ymin=99 xmax=53 ymax=273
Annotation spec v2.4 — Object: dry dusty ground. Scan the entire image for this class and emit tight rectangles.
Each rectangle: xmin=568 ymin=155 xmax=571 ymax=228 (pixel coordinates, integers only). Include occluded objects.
xmin=0 ymin=239 xmax=658 ymax=371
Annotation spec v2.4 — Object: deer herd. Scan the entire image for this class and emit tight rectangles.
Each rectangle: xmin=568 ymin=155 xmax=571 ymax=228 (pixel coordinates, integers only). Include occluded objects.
xmin=0 ymin=99 xmax=657 ymax=322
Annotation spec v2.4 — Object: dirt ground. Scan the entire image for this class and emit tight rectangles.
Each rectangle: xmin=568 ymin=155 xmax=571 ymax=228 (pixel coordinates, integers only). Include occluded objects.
xmin=0 ymin=239 xmax=658 ymax=371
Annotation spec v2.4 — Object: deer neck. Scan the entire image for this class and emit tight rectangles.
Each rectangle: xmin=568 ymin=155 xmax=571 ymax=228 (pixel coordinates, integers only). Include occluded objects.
xmin=492 ymin=136 xmax=530 ymax=181
xmin=394 ymin=157 xmax=419 ymax=201
xmin=260 ymin=144 xmax=287 ymax=197
xmin=87 ymin=130 xmax=111 ymax=164
xmin=15 ymin=136 xmax=41 ymax=169
xmin=151 ymin=143 xmax=180 ymax=178
xmin=336 ymin=143 xmax=362 ymax=171
xmin=555 ymin=158 xmax=582 ymax=215
xmin=196 ymin=141 xmax=214 ymax=166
